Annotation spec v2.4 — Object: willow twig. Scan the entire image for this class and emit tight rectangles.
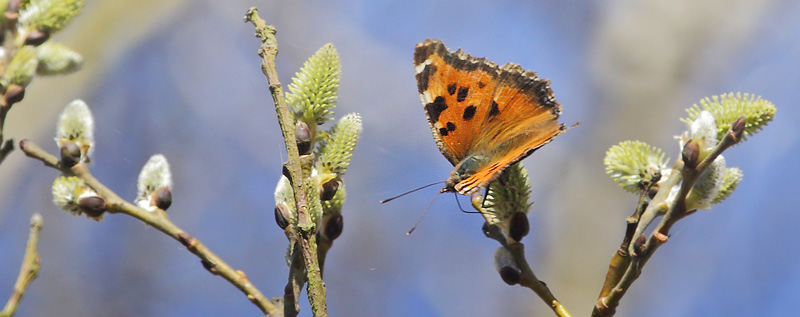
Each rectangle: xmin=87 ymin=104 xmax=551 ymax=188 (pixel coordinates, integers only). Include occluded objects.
xmin=1 ymin=213 xmax=43 ymax=317
xmin=19 ymin=140 xmax=280 ymax=316
xmin=593 ymin=119 xmax=744 ymax=316
xmin=473 ymin=198 xmax=572 ymax=317
xmin=284 ymin=246 xmax=304 ymax=316
xmin=245 ymin=7 xmax=328 ymax=317
xmin=0 ymin=106 xmax=13 ymax=165
xmin=0 ymin=139 xmax=12 ymax=165
xmin=507 ymin=243 xmax=572 ymax=317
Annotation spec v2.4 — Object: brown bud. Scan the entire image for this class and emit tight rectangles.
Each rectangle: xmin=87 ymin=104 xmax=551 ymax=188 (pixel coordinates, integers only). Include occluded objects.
xmin=731 ymin=116 xmax=746 ymax=141
xmin=637 ymin=179 xmax=648 ymax=191
xmin=648 ymin=184 xmax=659 ymax=199
xmin=295 ymin=121 xmax=312 ymax=155
xmin=282 ymin=164 xmax=292 ymax=184
xmin=633 ymin=233 xmax=647 ymax=255
xmin=152 ymin=187 xmax=172 ymax=210
xmin=682 ymin=140 xmax=700 ymax=169
xmin=59 ymin=142 xmax=81 ymax=167
xmin=3 ymin=85 xmax=24 ymax=106
xmin=498 ymin=265 xmax=521 ymax=285
xmin=323 ymin=214 xmax=343 ymax=241
xmin=18 ymin=139 xmax=29 ymax=151
xmin=6 ymin=0 xmax=20 ymax=12
xmin=201 ymin=259 xmax=218 ymax=274
xmin=482 ymin=222 xmax=491 ymax=237
xmin=320 ymin=177 xmax=340 ymax=201
xmin=508 ymin=212 xmax=530 ymax=242
xmin=274 ymin=204 xmax=290 ymax=230
xmin=78 ymin=196 xmax=106 ymax=219
xmin=650 ymin=170 xmax=662 ymax=184
xmin=24 ymin=30 xmax=50 ymax=46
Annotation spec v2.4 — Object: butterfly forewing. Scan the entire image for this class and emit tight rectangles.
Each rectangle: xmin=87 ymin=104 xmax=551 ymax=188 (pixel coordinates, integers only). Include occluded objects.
xmin=415 ymin=40 xmax=500 ymax=164
xmin=414 ymin=39 xmax=568 ymax=195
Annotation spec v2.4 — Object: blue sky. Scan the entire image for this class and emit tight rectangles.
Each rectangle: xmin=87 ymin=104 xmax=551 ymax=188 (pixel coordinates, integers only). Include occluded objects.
xmin=1 ymin=0 xmax=798 ymax=316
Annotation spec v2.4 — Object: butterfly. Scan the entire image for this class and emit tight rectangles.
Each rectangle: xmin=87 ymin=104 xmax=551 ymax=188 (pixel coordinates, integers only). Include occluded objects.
xmin=414 ymin=39 xmax=570 ymax=196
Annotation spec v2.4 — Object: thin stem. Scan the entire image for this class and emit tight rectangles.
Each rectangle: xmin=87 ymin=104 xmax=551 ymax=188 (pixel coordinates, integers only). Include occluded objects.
xmin=597 ymin=177 xmax=658 ymax=299
xmin=19 ymin=140 xmax=62 ymax=170
xmin=508 ymin=244 xmax=572 ymax=317
xmin=472 ymin=196 xmax=572 ymax=317
xmin=0 ymin=106 xmax=13 ymax=165
xmin=19 ymin=141 xmax=280 ymax=316
xmin=284 ymin=245 xmax=304 ymax=317
xmin=245 ymin=7 xmax=327 ymax=316
xmin=0 ymin=139 xmax=12 ymax=165
xmin=1 ymin=213 xmax=43 ymax=317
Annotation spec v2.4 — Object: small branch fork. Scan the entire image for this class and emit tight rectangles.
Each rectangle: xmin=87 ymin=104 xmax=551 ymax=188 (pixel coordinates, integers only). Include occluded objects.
xmin=1 ymin=213 xmax=43 ymax=317
xmin=18 ymin=140 xmax=280 ymax=316
xmin=244 ymin=7 xmax=327 ymax=317
xmin=593 ymin=117 xmax=745 ymax=316
xmin=472 ymin=196 xmax=572 ymax=317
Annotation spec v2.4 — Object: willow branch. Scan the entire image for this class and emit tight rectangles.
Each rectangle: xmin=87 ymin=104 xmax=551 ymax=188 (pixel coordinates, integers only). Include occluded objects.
xmin=1 ymin=213 xmax=43 ymax=317
xmin=245 ymin=7 xmax=327 ymax=316
xmin=593 ymin=120 xmax=744 ymax=316
xmin=473 ymin=198 xmax=572 ymax=317
xmin=19 ymin=141 xmax=280 ymax=316
xmin=507 ymin=243 xmax=572 ymax=317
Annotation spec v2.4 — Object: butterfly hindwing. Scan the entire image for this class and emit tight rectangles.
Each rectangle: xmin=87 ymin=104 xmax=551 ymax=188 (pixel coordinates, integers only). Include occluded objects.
xmin=452 ymin=64 xmax=565 ymax=194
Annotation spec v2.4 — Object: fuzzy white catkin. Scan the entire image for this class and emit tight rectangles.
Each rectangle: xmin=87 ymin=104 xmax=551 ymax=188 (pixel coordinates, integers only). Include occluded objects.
xmin=135 ymin=154 xmax=172 ymax=210
xmin=55 ymin=99 xmax=95 ymax=162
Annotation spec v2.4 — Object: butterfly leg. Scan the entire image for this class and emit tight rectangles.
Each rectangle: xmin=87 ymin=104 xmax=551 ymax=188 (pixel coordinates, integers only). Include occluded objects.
xmin=456 ymin=192 xmax=480 ymax=214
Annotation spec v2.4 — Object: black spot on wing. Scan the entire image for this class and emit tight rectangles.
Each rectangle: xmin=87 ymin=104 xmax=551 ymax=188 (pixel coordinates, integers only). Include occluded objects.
xmin=425 ymin=96 xmax=448 ymax=124
xmin=463 ymin=105 xmax=476 ymax=120
xmin=457 ymin=87 xmax=469 ymax=102
xmin=488 ymin=100 xmax=500 ymax=117
xmin=446 ymin=122 xmax=456 ymax=131
xmin=415 ymin=64 xmax=436 ymax=93
xmin=447 ymin=83 xmax=457 ymax=95
xmin=477 ymin=81 xmax=486 ymax=88
xmin=439 ymin=127 xmax=449 ymax=136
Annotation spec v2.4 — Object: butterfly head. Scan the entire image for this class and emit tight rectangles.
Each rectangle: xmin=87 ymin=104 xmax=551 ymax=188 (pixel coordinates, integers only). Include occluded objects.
xmin=441 ymin=153 xmax=489 ymax=195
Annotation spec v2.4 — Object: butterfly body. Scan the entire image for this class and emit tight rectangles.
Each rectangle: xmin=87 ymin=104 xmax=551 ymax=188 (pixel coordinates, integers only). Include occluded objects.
xmin=414 ymin=39 xmax=568 ymax=195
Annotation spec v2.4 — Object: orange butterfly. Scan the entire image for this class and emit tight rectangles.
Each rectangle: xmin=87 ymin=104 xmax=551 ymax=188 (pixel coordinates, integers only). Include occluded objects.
xmin=414 ymin=39 xmax=571 ymax=196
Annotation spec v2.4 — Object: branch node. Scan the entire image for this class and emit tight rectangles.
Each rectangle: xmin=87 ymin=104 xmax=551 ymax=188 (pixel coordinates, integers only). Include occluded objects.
xmin=201 ymin=259 xmax=219 ymax=275
xmin=654 ymin=231 xmax=669 ymax=243
xmin=177 ymin=232 xmax=196 ymax=248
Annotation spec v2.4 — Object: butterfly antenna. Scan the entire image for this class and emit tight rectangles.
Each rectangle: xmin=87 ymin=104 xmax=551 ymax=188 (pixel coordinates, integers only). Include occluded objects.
xmin=568 ymin=121 xmax=581 ymax=129
xmin=406 ymin=191 xmax=442 ymax=235
xmin=380 ymin=181 xmax=445 ymax=203
xmin=454 ymin=192 xmax=480 ymax=214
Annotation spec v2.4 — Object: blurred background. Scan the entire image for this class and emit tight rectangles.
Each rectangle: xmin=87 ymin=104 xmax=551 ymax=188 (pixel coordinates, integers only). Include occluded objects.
xmin=0 ymin=0 xmax=798 ymax=316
